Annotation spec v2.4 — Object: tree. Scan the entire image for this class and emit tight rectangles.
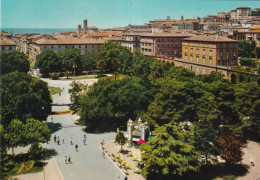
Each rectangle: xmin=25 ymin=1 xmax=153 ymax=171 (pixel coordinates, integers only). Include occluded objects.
xmin=3 ymin=119 xmax=25 ymax=155
xmin=217 ymin=134 xmax=243 ymax=164
xmin=115 ymin=131 xmax=127 ymax=152
xmin=28 ymin=142 xmax=43 ymax=161
xmin=140 ymin=122 xmax=199 ymax=179
xmin=81 ymin=52 xmax=98 ymax=73
xmin=58 ymin=48 xmax=82 ymax=75
xmin=0 ymin=72 xmax=52 ymax=126
xmin=79 ymin=76 xmax=150 ymax=131
xmin=239 ymin=58 xmax=256 ymax=67
xmin=1 ymin=51 xmax=30 ymax=75
xmin=69 ymin=81 xmax=88 ymax=113
xmin=3 ymin=118 xmax=50 ymax=155
xmin=96 ymin=60 xmax=106 ymax=76
xmin=35 ymin=50 xmax=62 ymax=77
xmin=238 ymin=40 xmax=256 ymax=58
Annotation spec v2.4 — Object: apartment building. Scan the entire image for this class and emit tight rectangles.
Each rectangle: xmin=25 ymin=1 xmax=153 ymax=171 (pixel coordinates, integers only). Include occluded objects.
xmin=28 ymin=38 xmax=105 ymax=68
xmin=139 ymin=33 xmax=193 ymax=59
xmin=0 ymin=39 xmax=16 ymax=52
xmin=176 ymin=35 xmax=238 ymax=78
xmin=121 ymin=33 xmax=140 ymax=52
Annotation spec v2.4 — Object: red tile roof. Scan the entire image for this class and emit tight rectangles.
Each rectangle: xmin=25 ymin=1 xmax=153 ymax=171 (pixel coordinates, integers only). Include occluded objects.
xmin=237 ymin=6 xmax=251 ymax=9
xmin=140 ymin=33 xmax=194 ymax=37
xmin=0 ymin=39 xmax=16 ymax=46
xmin=34 ymin=38 xmax=106 ymax=45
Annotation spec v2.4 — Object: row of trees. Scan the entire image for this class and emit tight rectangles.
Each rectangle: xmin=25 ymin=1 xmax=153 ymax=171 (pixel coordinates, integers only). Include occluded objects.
xmin=36 ymin=49 xmax=98 ymax=77
xmin=69 ymin=42 xmax=260 ymax=179
xmin=0 ymin=51 xmax=52 ymax=179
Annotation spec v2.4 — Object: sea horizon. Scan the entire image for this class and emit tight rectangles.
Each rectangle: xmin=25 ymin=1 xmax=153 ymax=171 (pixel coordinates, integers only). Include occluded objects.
xmin=1 ymin=28 xmax=77 ymax=35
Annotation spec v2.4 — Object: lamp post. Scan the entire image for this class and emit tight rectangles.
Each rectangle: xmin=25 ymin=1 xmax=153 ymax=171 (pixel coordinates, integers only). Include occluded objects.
xmin=73 ymin=63 xmax=77 ymax=81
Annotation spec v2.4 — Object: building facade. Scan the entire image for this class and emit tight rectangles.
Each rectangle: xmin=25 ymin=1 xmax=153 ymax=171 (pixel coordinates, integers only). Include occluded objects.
xmin=121 ymin=33 xmax=140 ymax=52
xmin=178 ymin=35 xmax=238 ymax=78
xmin=0 ymin=39 xmax=16 ymax=52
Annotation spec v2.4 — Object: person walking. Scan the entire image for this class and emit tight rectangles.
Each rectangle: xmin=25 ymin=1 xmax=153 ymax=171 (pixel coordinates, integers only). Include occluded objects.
xmin=54 ymin=135 xmax=57 ymax=143
xmin=70 ymin=137 xmax=73 ymax=145
xmin=65 ymin=156 xmax=67 ymax=164
xmin=57 ymin=139 xmax=60 ymax=145
xmin=75 ymin=144 xmax=78 ymax=151
xmin=68 ymin=156 xmax=71 ymax=164
xmin=84 ymin=133 xmax=86 ymax=139
xmin=251 ymin=156 xmax=254 ymax=166
xmin=51 ymin=116 xmax=53 ymax=121
xmin=83 ymin=138 xmax=86 ymax=145
xmin=63 ymin=139 xmax=65 ymax=144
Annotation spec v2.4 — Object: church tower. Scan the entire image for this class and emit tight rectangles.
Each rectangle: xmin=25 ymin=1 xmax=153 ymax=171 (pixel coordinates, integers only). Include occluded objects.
xmin=83 ymin=18 xmax=88 ymax=33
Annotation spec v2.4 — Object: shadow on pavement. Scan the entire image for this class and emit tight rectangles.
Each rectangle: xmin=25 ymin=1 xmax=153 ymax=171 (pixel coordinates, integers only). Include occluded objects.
xmin=46 ymin=122 xmax=62 ymax=134
xmin=43 ymin=148 xmax=58 ymax=160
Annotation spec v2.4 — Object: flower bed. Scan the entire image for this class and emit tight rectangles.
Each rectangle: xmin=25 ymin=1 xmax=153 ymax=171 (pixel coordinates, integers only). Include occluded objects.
xmin=17 ymin=161 xmax=33 ymax=174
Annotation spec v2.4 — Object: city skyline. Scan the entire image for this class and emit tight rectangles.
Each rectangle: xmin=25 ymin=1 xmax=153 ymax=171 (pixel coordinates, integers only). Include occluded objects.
xmin=1 ymin=0 xmax=260 ymax=29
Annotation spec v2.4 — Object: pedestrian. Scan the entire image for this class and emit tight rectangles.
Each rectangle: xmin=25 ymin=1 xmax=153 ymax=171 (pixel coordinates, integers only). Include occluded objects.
xmin=59 ymin=92 xmax=61 ymax=96
xmin=54 ymin=135 xmax=56 ymax=143
xmin=63 ymin=139 xmax=65 ymax=144
xmin=68 ymin=156 xmax=71 ymax=164
xmin=65 ymin=156 xmax=67 ymax=164
xmin=57 ymin=136 xmax=60 ymax=140
xmin=251 ymin=156 xmax=254 ymax=166
xmin=75 ymin=144 xmax=78 ymax=151
xmin=84 ymin=133 xmax=86 ymax=139
xmin=57 ymin=139 xmax=60 ymax=145
xmin=83 ymin=138 xmax=86 ymax=145
xmin=124 ymin=176 xmax=128 ymax=180
xmin=70 ymin=137 xmax=73 ymax=145
xmin=63 ymin=87 xmax=64 ymax=90
xmin=51 ymin=116 xmax=53 ymax=121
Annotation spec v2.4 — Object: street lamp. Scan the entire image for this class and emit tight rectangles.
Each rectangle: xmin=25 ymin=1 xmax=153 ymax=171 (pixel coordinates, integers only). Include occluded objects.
xmin=73 ymin=63 xmax=77 ymax=81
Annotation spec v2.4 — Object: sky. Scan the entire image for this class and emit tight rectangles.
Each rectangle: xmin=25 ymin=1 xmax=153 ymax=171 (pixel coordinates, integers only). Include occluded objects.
xmin=1 ymin=0 xmax=260 ymax=29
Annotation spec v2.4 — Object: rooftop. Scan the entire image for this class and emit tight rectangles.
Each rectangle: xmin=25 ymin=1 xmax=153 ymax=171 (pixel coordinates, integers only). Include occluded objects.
xmin=34 ymin=38 xmax=106 ymax=45
xmin=183 ymin=35 xmax=237 ymax=42
xmin=237 ymin=6 xmax=251 ymax=9
xmin=140 ymin=33 xmax=194 ymax=37
xmin=0 ymin=39 xmax=16 ymax=46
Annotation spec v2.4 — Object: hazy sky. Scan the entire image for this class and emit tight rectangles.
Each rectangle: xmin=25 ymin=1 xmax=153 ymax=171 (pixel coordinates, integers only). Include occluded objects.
xmin=1 ymin=0 xmax=259 ymax=29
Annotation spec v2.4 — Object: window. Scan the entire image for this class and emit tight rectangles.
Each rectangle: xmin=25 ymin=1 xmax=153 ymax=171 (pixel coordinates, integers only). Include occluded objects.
xmin=196 ymin=49 xmax=199 ymax=55
xmin=196 ymin=57 xmax=199 ymax=62
xmin=176 ymin=44 xmax=178 ymax=48
xmin=220 ymin=51 xmax=223 ymax=57
xmin=203 ymin=57 xmax=205 ymax=63
xmin=44 ymin=45 xmax=47 ymax=48
xmin=220 ymin=44 xmax=223 ymax=48
xmin=210 ymin=58 xmax=212 ymax=64
xmin=203 ymin=43 xmax=205 ymax=47
xmin=9 ymin=47 xmax=12 ymax=50
xmin=210 ymin=44 xmax=212 ymax=48
xmin=210 ymin=50 xmax=212 ymax=56
xmin=220 ymin=60 xmax=223 ymax=66
xmin=226 ymin=44 xmax=229 ymax=48
xmin=196 ymin=67 xmax=199 ymax=73
xmin=191 ymin=56 xmax=193 ymax=61
xmin=175 ymin=50 xmax=177 ymax=54
xmin=92 ymin=45 xmax=94 ymax=48
xmin=226 ymin=60 xmax=229 ymax=66
xmin=58 ymin=45 xmax=61 ymax=48
xmin=185 ymin=42 xmax=187 ymax=45
xmin=65 ymin=45 xmax=68 ymax=48
xmin=185 ymin=48 xmax=187 ymax=53
xmin=233 ymin=59 xmax=236 ymax=65
xmin=233 ymin=43 xmax=236 ymax=48
xmin=158 ymin=44 xmax=160 ymax=48
xmin=51 ymin=45 xmax=54 ymax=48
xmin=226 ymin=51 xmax=229 ymax=57
xmin=185 ymin=55 xmax=187 ymax=60
xmin=157 ymin=39 xmax=160 ymax=42
xmin=233 ymin=50 xmax=236 ymax=56
xmin=79 ymin=45 xmax=81 ymax=48
xmin=190 ymin=66 xmax=193 ymax=71
xmin=167 ymin=44 xmax=169 ymax=48
xmin=197 ymin=43 xmax=199 ymax=47
xmin=203 ymin=49 xmax=205 ymax=55
xmin=171 ymin=44 xmax=174 ymax=47
xmin=202 ymin=69 xmax=205 ymax=74
xmin=2 ymin=47 xmax=4 ymax=51
xmin=191 ymin=42 xmax=193 ymax=46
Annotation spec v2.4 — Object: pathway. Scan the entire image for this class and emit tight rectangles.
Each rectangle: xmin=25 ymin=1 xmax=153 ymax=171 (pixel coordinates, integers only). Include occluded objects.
xmin=237 ymin=141 xmax=260 ymax=180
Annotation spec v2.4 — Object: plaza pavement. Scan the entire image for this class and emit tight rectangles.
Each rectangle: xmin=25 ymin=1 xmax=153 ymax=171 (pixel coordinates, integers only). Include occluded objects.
xmin=10 ymin=78 xmax=126 ymax=180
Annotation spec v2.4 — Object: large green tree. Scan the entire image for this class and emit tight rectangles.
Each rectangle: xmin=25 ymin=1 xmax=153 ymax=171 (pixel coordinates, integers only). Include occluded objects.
xmin=79 ymin=76 xmax=150 ymax=130
xmin=0 ymin=72 xmax=52 ymax=126
xmin=35 ymin=50 xmax=62 ymax=77
xmin=1 ymin=51 xmax=30 ymax=75
xmin=3 ymin=118 xmax=50 ymax=155
xmin=58 ymin=48 xmax=82 ymax=75
xmin=140 ymin=122 xmax=199 ymax=179
xmin=81 ymin=52 xmax=98 ymax=73
xmin=238 ymin=40 xmax=256 ymax=58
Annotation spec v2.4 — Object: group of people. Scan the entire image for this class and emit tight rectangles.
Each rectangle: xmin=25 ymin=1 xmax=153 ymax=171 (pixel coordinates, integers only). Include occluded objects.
xmin=53 ymin=134 xmax=86 ymax=152
xmin=54 ymin=135 xmax=64 ymax=145
xmin=65 ymin=155 xmax=72 ymax=164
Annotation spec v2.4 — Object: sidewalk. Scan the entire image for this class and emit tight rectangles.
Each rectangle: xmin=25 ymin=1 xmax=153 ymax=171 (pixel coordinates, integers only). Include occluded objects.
xmin=237 ymin=141 xmax=260 ymax=180
xmin=10 ymin=157 xmax=63 ymax=180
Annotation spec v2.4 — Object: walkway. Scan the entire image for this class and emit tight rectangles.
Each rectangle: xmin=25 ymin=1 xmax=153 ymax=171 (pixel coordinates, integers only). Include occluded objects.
xmin=237 ymin=141 xmax=260 ymax=180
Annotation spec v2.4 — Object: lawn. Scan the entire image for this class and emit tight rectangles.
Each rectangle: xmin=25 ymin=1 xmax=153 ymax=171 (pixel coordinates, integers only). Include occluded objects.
xmin=59 ymin=75 xmax=97 ymax=80
xmin=48 ymin=86 xmax=62 ymax=96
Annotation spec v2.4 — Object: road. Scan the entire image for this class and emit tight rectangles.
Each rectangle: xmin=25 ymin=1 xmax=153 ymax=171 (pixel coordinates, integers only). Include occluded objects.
xmin=12 ymin=78 xmax=125 ymax=180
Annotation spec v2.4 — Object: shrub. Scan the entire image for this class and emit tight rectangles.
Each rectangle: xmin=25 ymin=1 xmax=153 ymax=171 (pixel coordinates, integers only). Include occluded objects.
xmin=28 ymin=142 xmax=43 ymax=161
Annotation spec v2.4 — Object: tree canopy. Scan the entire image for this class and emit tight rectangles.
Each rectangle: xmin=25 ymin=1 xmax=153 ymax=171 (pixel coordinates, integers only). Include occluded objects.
xmin=1 ymin=51 xmax=30 ymax=75
xmin=0 ymin=72 xmax=52 ymax=126
xmin=36 ymin=50 xmax=62 ymax=77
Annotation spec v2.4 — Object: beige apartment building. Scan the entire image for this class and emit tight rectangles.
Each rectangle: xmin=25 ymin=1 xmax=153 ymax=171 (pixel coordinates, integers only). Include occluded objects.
xmin=172 ymin=35 xmax=238 ymax=78
xmin=0 ymin=39 xmax=16 ymax=52
xmin=29 ymin=38 xmax=105 ymax=68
